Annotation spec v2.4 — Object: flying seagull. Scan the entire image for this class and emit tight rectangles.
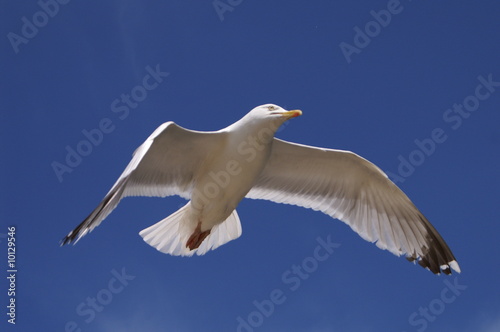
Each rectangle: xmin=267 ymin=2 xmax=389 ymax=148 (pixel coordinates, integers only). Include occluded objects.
xmin=61 ymin=104 xmax=460 ymax=275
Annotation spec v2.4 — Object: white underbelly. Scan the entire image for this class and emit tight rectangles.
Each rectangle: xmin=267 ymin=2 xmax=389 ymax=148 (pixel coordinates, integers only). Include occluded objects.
xmin=190 ymin=145 xmax=270 ymax=230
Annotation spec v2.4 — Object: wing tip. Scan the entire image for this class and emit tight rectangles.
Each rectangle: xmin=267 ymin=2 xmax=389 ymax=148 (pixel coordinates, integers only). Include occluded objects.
xmin=448 ymin=260 xmax=461 ymax=274
xmin=60 ymin=231 xmax=75 ymax=246
xmin=60 ymin=227 xmax=89 ymax=247
xmin=410 ymin=254 xmax=460 ymax=275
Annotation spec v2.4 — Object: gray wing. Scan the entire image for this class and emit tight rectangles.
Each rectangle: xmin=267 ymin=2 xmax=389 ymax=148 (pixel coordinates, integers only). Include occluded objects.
xmin=246 ymin=138 xmax=460 ymax=275
xmin=61 ymin=122 xmax=222 ymax=245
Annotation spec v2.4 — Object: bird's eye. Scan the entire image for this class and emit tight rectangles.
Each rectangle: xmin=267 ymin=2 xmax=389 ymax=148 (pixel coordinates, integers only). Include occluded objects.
xmin=267 ymin=105 xmax=277 ymax=111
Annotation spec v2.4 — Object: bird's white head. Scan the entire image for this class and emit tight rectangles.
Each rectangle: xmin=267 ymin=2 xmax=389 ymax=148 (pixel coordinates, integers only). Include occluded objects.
xmin=248 ymin=104 xmax=302 ymax=122
xmin=225 ymin=104 xmax=302 ymax=136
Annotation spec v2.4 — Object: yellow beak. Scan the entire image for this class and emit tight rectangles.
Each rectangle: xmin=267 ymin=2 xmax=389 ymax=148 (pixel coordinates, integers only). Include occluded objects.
xmin=281 ymin=109 xmax=302 ymax=119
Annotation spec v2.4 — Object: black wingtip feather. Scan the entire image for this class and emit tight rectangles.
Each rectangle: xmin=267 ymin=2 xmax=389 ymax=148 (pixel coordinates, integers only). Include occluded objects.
xmin=413 ymin=233 xmax=458 ymax=275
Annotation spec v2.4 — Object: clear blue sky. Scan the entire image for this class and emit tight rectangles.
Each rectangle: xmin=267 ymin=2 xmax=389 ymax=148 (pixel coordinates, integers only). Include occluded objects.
xmin=1 ymin=1 xmax=499 ymax=331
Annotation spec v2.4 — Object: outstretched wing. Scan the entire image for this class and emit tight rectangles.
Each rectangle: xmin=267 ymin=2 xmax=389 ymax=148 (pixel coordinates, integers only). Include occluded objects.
xmin=246 ymin=138 xmax=460 ymax=275
xmin=61 ymin=122 xmax=222 ymax=245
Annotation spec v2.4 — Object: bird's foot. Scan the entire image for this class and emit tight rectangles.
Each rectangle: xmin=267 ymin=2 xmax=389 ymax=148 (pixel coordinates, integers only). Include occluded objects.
xmin=186 ymin=223 xmax=211 ymax=250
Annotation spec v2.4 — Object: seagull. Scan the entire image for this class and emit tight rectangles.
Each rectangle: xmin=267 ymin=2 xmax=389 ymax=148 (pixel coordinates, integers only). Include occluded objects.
xmin=61 ymin=104 xmax=460 ymax=275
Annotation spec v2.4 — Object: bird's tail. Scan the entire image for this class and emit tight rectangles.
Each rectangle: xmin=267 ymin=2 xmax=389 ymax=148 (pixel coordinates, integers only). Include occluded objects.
xmin=139 ymin=202 xmax=242 ymax=256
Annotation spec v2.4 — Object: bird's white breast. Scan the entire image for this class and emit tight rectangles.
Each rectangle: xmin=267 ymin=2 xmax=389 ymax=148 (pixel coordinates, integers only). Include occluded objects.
xmin=190 ymin=129 xmax=273 ymax=231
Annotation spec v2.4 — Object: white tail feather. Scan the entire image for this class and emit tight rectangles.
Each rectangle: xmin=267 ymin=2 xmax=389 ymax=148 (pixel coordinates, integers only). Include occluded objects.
xmin=139 ymin=202 xmax=242 ymax=256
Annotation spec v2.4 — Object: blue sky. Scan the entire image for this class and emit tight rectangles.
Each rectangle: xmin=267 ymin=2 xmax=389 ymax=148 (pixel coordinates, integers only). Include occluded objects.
xmin=1 ymin=1 xmax=500 ymax=331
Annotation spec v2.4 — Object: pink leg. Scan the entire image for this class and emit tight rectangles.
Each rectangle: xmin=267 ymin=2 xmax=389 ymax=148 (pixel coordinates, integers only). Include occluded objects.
xmin=186 ymin=222 xmax=211 ymax=250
